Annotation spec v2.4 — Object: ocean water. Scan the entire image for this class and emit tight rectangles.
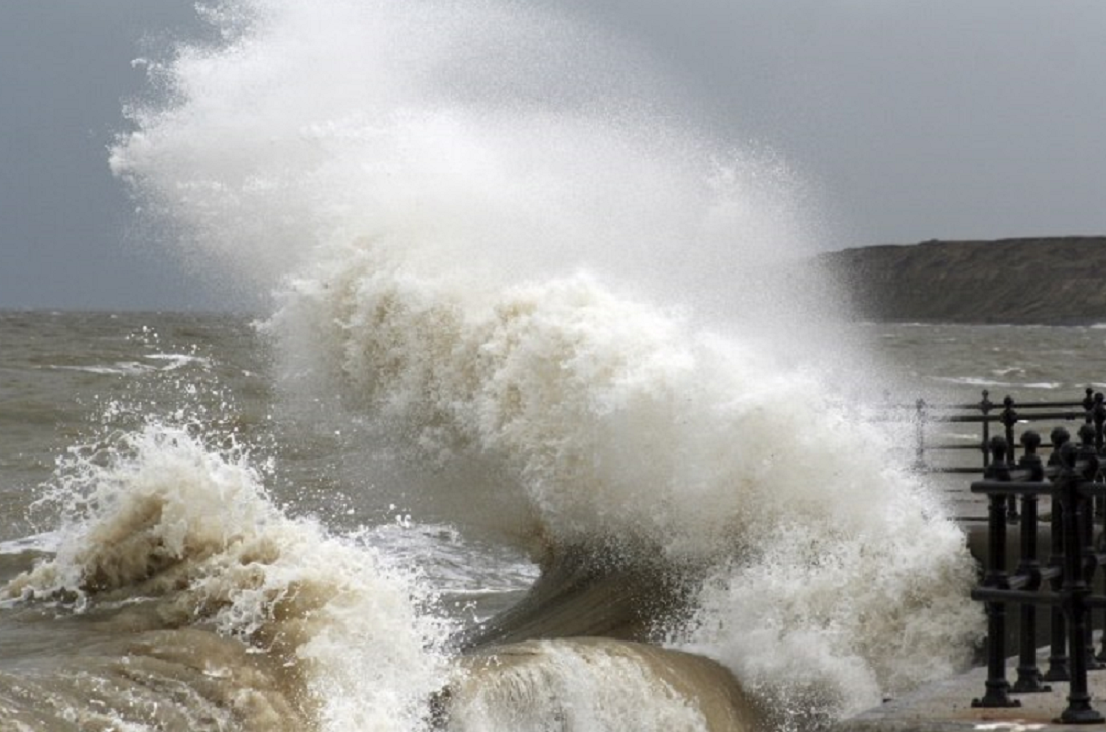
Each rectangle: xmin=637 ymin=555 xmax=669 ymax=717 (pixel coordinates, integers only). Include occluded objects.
xmin=5 ymin=311 xmax=1105 ymax=731
xmin=5 ymin=0 xmax=1102 ymax=729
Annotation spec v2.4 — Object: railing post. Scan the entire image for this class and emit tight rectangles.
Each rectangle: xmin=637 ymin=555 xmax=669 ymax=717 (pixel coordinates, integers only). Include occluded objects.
xmin=973 ymin=436 xmax=1021 ymax=709
xmin=1013 ymin=430 xmax=1050 ymax=693
xmin=981 ymin=389 xmax=994 ymax=470
xmin=1076 ymin=425 xmax=1105 ymax=670
xmin=1002 ymin=396 xmax=1020 ymax=522
xmin=914 ymin=398 xmax=928 ymax=471
xmin=1057 ymin=440 xmax=1104 ymax=724
xmin=1045 ymin=426 xmax=1072 ymax=682
xmin=1093 ymin=392 xmax=1106 ymax=454
xmin=1093 ymin=392 xmax=1106 ymax=522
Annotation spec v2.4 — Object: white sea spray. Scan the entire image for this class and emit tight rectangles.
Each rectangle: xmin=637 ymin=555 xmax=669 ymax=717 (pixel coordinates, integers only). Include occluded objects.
xmin=103 ymin=0 xmax=983 ymax=727
xmin=5 ymin=422 xmax=454 ymax=731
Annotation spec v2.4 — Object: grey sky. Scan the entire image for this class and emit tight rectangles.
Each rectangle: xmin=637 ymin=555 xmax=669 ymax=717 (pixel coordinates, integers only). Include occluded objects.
xmin=1 ymin=0 xmax=203 ymax=311
xmin=1 ymin=0 xmax=1104 ymax=311
xmin=601 ymin=1 xmax=1106 ymax=245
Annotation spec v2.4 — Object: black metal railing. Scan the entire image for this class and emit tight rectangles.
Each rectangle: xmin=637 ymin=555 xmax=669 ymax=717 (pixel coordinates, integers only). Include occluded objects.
xmin=970 ymin=427 xmax=1106 ymax=723
xmin=881 ymin=387 xmax=1106 ymax=522
xmin=888 ymin=387 xmax=1105 ymax=475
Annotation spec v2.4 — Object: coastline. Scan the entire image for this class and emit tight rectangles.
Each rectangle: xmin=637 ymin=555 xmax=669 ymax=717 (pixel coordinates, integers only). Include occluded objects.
xmin=818 ymin=237 xmax=1106 ymax=326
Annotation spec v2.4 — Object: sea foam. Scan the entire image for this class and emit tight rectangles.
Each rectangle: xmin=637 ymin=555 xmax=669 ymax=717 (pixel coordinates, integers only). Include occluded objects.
xmin=106 ymin=0 xmax=982 ymax=727
xmin=4 ymin=422 xmax=453 ymax=731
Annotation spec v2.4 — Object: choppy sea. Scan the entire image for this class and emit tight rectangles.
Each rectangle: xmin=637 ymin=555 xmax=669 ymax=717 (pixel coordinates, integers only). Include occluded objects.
xmin=3 ymin=310 xmax=1102 ymax=730
xmin=8 ymin=0 xmax=1106 ymax=727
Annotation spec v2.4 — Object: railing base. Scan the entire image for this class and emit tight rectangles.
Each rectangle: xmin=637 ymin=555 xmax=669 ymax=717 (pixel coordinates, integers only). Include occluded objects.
xmin=1012 ymin=675 xmax=1051 ymax=693
xmin=971 ymin=682 xmax=1021 ymax=709
xmin=1058 ymin=705 xmax=1105 ymax=725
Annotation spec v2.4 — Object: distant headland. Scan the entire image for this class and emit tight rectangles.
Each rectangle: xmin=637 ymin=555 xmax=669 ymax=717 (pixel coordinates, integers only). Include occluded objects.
xmin=817 ymin=236 xmax=1106 ymax=325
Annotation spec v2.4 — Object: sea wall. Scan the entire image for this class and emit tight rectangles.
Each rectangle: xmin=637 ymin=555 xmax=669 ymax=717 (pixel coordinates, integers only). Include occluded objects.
xmin=818 ymin=236 xmax=1106 ymax=325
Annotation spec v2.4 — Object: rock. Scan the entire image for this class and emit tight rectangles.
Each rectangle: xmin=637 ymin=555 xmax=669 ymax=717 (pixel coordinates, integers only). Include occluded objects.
xmin=816 ymin=237 xmax=1106 ymax=325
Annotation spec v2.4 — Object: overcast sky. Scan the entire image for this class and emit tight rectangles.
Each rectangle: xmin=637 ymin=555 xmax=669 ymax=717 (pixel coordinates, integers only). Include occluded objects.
xmin=2 ymin=0 xmax=1105 ymax=311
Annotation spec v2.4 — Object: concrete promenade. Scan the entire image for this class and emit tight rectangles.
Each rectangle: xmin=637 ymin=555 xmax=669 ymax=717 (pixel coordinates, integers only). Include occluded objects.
xmin=835 ymin=650 xmax=1106 ymax=732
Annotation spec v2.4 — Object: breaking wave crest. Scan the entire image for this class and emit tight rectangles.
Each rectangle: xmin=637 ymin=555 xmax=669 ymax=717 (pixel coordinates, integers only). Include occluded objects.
xmin=92 ymin=0 xmax=986 ymax=727
xmin=269 ymin=237 xmax=983 ymax=723
xmin=3 ymin=423 xmax=453 ymax=731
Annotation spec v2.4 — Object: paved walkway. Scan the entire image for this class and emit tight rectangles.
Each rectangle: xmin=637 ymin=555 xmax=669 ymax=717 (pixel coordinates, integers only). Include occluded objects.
xmin=835 ymin=652 xmax=1106 ymax=732
xmin=833 ymin=432 xmax=1101 ymax=730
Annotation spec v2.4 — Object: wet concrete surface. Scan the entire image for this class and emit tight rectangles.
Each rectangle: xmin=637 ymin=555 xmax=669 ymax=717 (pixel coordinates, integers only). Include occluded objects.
xmin=834 ymin=649 xmax=1106 ymax=731
xmin=833 ymin=506 xmax=1106 ymax=731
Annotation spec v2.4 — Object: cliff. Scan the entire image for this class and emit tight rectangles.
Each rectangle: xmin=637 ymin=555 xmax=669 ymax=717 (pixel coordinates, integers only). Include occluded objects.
xmin=817 ymin=236 xmax=1106 ymax=325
